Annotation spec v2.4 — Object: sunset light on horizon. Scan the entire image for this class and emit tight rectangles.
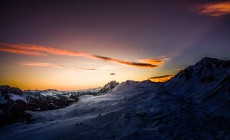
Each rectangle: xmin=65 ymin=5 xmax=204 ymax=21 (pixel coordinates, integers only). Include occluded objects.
xmin=1 ymin=0 xmax=230 ymax=90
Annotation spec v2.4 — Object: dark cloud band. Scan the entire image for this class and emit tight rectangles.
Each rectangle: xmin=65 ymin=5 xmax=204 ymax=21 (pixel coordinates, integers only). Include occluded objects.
xmin=149 ymin=75 xmax=173 ymax=79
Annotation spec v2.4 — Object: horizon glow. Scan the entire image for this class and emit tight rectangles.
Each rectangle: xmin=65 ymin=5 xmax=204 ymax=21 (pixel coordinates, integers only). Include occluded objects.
xmin=0 ymin=0 xmax=230 ymax=90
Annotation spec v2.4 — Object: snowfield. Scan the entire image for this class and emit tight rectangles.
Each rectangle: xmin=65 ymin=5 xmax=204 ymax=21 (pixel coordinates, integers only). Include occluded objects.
xmin=0 ymin=81 xmax=160 ymax=139
xmin=0 ymin=57 xmax=230 ymax=139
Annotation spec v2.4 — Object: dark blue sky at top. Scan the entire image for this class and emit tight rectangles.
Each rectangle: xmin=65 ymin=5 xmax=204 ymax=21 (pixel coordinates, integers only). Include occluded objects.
xmin=0 ymin=0 xmax=230 ymax=71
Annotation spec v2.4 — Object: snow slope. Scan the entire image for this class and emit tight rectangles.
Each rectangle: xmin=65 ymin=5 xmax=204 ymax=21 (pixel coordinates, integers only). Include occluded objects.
xmin=165 ymin=57 xmax=230 ymax=117
xmin=0 ymin=57 xmax=230 ymax=140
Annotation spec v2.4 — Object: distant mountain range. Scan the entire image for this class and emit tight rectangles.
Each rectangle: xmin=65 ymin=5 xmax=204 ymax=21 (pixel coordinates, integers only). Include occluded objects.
xmin=0 ymin=57 xmax=229 ymax=139
xmin=0 ymin=86 xmax=100 ymax=126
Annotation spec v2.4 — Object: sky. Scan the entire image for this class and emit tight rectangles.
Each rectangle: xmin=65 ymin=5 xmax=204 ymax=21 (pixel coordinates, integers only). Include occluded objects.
xmin=0 ymin=0 xmax=230 ymax=90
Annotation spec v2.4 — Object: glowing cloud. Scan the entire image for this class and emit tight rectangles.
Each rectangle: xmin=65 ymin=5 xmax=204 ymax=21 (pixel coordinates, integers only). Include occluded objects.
xmin=194 ymin=1 xmax=230 ymax=16
xmin=0 ymin=43 xmax=92 ymax=58
xmin=21 ymin=62 xmax=63 ymax=68
xmin=139 ymin=59 xmax=164 ymax=65
xmin=149 ymin=75 xmax=174 ymax=82
xmin=78 ymin=68 xmax=96 ymax=71
xmin=21 ymin=62 xmax=97 ymax=71
xmin=0 ymin=47 xmax=46 ymax=56
xmin=0 ymin=42 xmax=165 ymax=68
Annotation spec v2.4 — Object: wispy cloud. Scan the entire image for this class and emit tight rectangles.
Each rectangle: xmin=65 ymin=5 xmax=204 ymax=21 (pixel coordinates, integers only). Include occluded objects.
xmin=194 ymin=1 xmax=230 ymax=16
xmin=21 ymin=62 xmax=64 ymax=68
xmin=20 ymin=62 xmax=98 ymax=72
xmin=0 ymin=47 xmax=46 ymax=56
xmin=0 ymin=42 xmax=92 ymax=57
xmin=0 ymin=42 xmax=166 ymax=68
xmin=78 ymin=68 xmax=96 ymax=71
xmin=149 ymin=75 xmax=173 ymax=82
xmin=138 ymin=59 xmax=164 ymax=65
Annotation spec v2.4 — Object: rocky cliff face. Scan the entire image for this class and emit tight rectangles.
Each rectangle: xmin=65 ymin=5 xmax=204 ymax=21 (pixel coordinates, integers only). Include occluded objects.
xmin=98 ymin=81 xmax=119 ymax=94
xmin=0 ymin=86 xmax=30 ymax=127
xmin=0 ymin=86 xmax=98 ymax=127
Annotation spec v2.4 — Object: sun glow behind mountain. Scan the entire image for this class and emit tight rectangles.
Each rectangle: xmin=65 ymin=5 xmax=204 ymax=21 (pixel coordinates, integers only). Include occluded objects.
xmin=149 ymin=75 xmax=174 ymax=82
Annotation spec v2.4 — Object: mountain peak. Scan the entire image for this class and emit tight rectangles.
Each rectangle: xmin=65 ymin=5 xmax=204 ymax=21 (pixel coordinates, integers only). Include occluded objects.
xmin=170 ymin=57 xmax=230 ymax=83
xmin=197 ymin=57 xmax=223 ymax=65
xmin=201 ymin=57 xmax=216 ymax=61
xmin=98 ymin=81 xmax=119 ymax=94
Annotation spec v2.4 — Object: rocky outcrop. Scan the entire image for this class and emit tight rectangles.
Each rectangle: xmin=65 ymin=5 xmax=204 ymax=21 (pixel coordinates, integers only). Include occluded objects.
xmin=98 ymin=81 xmax=119 ymax=94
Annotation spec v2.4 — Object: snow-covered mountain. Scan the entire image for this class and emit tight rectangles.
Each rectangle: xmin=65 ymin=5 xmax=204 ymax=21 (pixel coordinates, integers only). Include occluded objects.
xmin=165 ymin=57 xmax=230 ymax=117
xmin=166 ymin=57 xmax=230 ymax=94
xmin=0 ymin=87 xmax=100 ymax=126
xmin=0 ymin=86 xmax=30 ymax=127
xmin=0 ymin=57 xmax=230 ymax=139
xmin=98 ymin=81 xmax=119 ymax=94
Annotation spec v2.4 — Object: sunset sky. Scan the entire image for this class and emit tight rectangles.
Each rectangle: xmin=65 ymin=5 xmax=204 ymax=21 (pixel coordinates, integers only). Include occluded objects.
xmin=0 ymin=0 xmax=230 ymax=90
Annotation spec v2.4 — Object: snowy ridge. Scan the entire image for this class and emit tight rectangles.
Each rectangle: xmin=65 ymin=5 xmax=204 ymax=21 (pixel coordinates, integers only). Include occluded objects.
xmin=98 ymin=81 xmax=119 ymax=94
xmin=9 ymin=94 xmax=27 ymax=103
xmin=165 ymin=57 xmax=230 ymax=95
xmin=39 ymin=89 xmax=63 ymax=96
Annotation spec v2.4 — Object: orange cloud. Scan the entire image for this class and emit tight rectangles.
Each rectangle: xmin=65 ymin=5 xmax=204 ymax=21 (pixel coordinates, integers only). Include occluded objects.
xmin=0 ymin=47 xmax=46 ymax=56
xmin=0 ymin=43 xmax=93 ymax=58
xmin=139 ymin=59 xmax=164 ymax=65
xmin=195 ymin=1 xmax=230 ymax=16
xmin=0 ymin=42 xmax=166 ymax=68
xmin=21 ymin=62 xmax=98 ymax=72
xmin=149 ymin=75 xmax=174 ymax=82
xmin=78 ymin=68 xmax=96 ymax=70
xmin=21 ymin=62 xmax=63 ymax=68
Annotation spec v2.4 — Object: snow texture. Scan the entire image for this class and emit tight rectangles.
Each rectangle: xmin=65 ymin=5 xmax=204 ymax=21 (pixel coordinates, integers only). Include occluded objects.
xmin=0 ymin=57 xmax=230 ymax=140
